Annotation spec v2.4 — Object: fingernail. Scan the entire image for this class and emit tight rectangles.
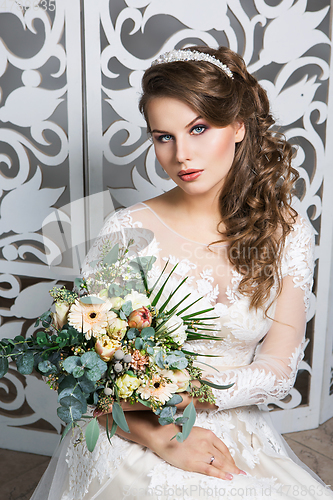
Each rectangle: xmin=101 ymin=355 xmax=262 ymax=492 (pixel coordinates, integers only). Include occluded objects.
xmin=225 ymin=473 xmax=233 ymax=480
xmin=239 ymin=470 xmax=247 ymax=475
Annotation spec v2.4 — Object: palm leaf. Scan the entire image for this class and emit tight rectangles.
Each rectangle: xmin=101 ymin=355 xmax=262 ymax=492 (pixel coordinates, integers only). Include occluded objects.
xmin=151 ymin=263 xmax=179 ymax=307
xmin=148 ymin=260 xmax=170 ymax=297
xmin=158 ymin=277 xmax=188 ymax=313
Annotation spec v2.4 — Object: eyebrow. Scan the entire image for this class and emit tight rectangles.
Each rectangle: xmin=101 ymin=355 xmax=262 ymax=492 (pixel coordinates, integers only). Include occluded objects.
xmin=150 ymin=116 xmax=202 ymax=134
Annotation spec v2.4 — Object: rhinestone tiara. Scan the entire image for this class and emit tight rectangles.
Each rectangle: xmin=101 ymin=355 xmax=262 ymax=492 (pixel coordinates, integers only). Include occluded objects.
xmin=151 ymin=49 xmax=234 ymax=79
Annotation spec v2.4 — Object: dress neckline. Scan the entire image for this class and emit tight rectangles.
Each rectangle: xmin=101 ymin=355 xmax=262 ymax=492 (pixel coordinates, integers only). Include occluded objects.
xmin=139 ymin=202 xmax=228 ymax=248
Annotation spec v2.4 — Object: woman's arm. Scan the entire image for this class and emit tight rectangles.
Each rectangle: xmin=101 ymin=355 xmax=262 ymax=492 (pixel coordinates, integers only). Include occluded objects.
xmin=98 ymin=410 xmax=244 ymax=480
xmin=204 ymin=218 xmax=314 ymax=411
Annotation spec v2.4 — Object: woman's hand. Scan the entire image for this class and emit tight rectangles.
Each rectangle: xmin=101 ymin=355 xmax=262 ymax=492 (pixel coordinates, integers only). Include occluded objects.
xmin=151 ymin=424 xmax=244 ymax=481
xmin=97 ymin=408 xmax=245 ymax=481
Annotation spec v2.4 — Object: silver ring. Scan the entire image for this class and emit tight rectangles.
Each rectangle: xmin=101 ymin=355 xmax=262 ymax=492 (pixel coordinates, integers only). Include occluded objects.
xmin=209 ymin=456 xmax=215 ymax=465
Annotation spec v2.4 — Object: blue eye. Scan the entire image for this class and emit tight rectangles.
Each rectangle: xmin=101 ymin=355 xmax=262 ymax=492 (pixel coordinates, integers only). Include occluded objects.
xmin=156 ymin=134 xmax=173 ymax=143
xmin=191 ymin=125 xmax=207 ymax=135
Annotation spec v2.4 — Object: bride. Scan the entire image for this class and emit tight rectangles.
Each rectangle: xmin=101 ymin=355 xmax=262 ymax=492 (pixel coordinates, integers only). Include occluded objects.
xmin=31 ymin=46 xmax=333 ymax=499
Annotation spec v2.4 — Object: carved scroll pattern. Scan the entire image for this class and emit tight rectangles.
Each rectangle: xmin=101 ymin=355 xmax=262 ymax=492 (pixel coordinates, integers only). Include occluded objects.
xmin=0 ymin=0 xmax=85 ymax=454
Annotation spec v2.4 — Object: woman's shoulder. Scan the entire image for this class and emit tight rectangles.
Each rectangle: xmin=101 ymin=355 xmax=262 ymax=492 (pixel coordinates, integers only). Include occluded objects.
xmin=281 ymin=213 xmax=315 ymax=276
xmin=102 ymin=202 xmax=152 ymax=230
xmin=286 ymin=214 xmax=315 ymax=247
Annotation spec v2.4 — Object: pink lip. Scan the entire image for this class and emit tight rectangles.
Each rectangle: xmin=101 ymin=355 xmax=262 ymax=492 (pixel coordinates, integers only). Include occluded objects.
xmin=178 ymin=169 xmax=203 ymax=181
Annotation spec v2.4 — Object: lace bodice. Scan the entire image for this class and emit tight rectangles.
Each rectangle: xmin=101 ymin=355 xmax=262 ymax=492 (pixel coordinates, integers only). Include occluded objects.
xmin=83 ymin=202 xmax=315 ymax=412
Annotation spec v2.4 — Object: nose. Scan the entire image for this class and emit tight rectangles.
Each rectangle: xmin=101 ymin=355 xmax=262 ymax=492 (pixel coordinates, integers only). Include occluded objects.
xmin=175 ymin=136 xmax=191 ymax=164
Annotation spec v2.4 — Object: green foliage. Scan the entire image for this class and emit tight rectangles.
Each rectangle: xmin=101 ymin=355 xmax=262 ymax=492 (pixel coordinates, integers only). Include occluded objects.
xmin=38 ymin=360 xmax=57 ymax=375
xmin=85 ymin=417 xmax=100 ymax=452
xmin=34 ymin=311 xmax=52 ymax=328
xmin=49 ymin=286 xmax=78 ymax=304
xmin=80 ymin=296 xmax=105 ymax=305
xmin=103 ymin=244 xmax=119 ymax=266
xmin=0 ymin=355 xmax=9 ymax=378
xmin=112 ymin=402 xmax=130 ymax=433
xmin=16 ymin=352 xmax=34 ymax=375
xmin=62 ymin=352 xmax=107 ymax=382
xmin=181 ymin=401 xmax=196 ymax=440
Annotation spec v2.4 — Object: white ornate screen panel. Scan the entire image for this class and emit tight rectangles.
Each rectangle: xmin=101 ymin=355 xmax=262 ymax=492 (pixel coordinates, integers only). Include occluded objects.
xmin=0 ymin=0 xmax=332 ymax=456
xmin=0 ymin=0 xmax=86 ymax=454
xmin=84 ymin=0 xmax=333 ymax=434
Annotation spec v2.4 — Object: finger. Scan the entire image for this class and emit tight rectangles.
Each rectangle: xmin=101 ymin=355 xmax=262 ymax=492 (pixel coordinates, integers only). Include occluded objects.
xmin=210 ymin=455 xmax=243 ymax=476
xmin=212 ymin=437 xmax=236 ymax=465
xmin=198 ymin=462 xmax=235 ymax=481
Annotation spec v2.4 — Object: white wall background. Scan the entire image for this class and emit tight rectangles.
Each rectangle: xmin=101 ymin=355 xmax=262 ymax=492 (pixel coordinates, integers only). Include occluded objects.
xmin=0 ymin=0 xmax=332 ymax=455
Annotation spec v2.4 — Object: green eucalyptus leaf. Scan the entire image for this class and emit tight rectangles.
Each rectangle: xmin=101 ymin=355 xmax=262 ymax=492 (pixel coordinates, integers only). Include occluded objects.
xmin=38 ymin=360 xmax=57 ymax=375
xmin=14 ymin=335 xmax=25 ymax=343
xmin=119 ymin=309 xmax=127 ymax=321
xmin=175 ymin=417 xmax=189 ymax=425
xmin=134 ymin=337 xmax=143 ymax=350
xmin=63 ymin=356 xmax=81 ymax=374
xmin=58 ymin=386 xmax=87 ymax=410
xmin=74 ymin=278 xmax=84 ymax=289
xmin=80 ymin=296 xmax=106 ymax=305
xmin=175 ymin=432 xmax=184 ymax=443
xmin=165 ymin=394 xmax=183 ymax=406
xmin=80 ymin=351 xmax=99 ymax=369
xmin=112 ymin=402 xmax=130 ymax=433
xmin=78 ymin=376 xmax=96 ymax=394
xmin=17 ymin=352 xmax=34 ymax=375
xmin=85 ymin=417 xmax=100 ymax=452
xmin=126 ymin=328 xmax=137 ymax=340
xmin=0 ymin=356 xmax=9 ymax=378
xmin=182 ymin=401 xmax=196 ymax=440
xmin=58 ymin=375 xmax=76 ymax=393
xmin=140 ymin=327 xmax=154 ymax=340
xmin=73 ymin=366 xmax=85 ymax=378
xmin=61 ymin=422 xmax=74 ymax=442
xmin=103 ymin=244 xmax=119 ymax=266
xmin=121 ymin=301 xmax=133 ymax=316
xmin=57 ymin=405 xmax=82 ymax=424
xmin=155 ymin=350 xmax=166 ymax=369
xmin=106 ymin=414 xmax=117 ymax=445
xmin=160 ymin=406 xmax=176 ymax=419
xmin=158 ymin=417 xmax=174 ymax=426
xmin=36 ymin=331 xmax=48 ymax=345
xmin=85 ymin=366 xmax=102 ymax=382
xmin=137 ymin=398 xmax=152 ymax=408
xmin=108 ymin=284 xmax=121 ymax=296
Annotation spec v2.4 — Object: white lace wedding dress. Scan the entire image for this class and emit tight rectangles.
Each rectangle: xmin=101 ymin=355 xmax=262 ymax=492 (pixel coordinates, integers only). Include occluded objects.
xmin=31 ymin=202 xmax=333 ymax=500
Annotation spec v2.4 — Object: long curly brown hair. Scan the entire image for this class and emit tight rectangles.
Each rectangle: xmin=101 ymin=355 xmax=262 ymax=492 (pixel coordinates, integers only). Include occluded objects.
xmin=139 ymin=46 xmax=299 ymax=311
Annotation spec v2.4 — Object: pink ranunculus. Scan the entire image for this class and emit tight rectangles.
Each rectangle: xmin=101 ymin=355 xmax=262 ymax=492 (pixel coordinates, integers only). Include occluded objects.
xmin=95 ymin=336 xmax=121 ymax=362
xmin=173 ymin=369 xmax=191 ymax=393
xmin=128 ymin=307 xmax=152 ymax=330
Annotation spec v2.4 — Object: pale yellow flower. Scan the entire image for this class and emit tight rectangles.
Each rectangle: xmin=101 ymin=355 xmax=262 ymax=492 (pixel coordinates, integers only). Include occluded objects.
xmin=116 ymin=373 xmax=141 ymax=398
xmin=107 ymin=317 xmax=128 ymax=340
xmin=95 ymin=335 xmax=121 ymax=361
xmin=173 ymin=369 xmax=191 ymax=393
xmin=68 ymin=299 xmax=117 ymax=340
xmin=53 ymin=302 xmax=70 ymax=330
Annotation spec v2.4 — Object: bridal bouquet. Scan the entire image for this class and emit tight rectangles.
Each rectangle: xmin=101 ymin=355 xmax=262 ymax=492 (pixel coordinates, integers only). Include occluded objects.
xmin=0 ymin=241 xmax=231 ymax=452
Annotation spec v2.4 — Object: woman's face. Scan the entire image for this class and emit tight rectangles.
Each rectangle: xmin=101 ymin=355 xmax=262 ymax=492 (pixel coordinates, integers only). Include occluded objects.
xmin=147 ymin=97 xmax=245 ymax=198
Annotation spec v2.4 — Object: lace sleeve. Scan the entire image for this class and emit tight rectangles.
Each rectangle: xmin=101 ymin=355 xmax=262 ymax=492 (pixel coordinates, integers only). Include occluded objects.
xmin=206 ymin=217 xmax=315 ymax=411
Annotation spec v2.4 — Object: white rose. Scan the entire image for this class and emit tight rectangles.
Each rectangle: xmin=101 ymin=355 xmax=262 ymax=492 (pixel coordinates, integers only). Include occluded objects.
xmin=163 ymin=315 xmax=187 ymax=345
xmin=124 ymin=290 xmax=150 ymax=310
